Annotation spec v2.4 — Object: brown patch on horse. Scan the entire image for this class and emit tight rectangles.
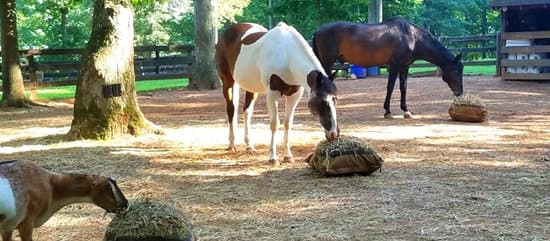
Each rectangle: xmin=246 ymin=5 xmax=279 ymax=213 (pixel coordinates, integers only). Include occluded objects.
xmin=270 ymin=74 xmax=300 ymax=96
xmin=242 ymin=32 xmax=266 ymax=45
xmin=216 ymin=24 xmax=267 ymax=80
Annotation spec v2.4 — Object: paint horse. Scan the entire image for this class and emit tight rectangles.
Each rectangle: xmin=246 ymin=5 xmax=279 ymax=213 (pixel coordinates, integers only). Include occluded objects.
xmin=313 ymin=17 xmax=464 ymax=119
xmin=216 ymin=22 xmax=339 ymax=165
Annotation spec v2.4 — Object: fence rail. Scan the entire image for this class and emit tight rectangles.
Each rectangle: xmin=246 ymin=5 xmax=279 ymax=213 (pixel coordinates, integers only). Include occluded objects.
xmin=1 ymin=34 xmax=499 ymax=85
xmin=0 ymin=45 xmax=194 ymax=86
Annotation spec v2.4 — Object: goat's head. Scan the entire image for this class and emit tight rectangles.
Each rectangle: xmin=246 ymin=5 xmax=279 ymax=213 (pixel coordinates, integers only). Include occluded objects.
xmin=91 ymin=176 xmax=128 ymax=213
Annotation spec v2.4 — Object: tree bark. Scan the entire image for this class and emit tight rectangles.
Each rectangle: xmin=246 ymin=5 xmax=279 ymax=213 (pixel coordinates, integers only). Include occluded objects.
xmin=0 ymin=0 xmax=29 ymax=108
xmin=368 ymin=0 xmax=383 ymax=24
xmin=61 ymin=6 xmax=69 ymax=48
xmin=67 ymin=0 xmax=160 ymax=140
xmin=190 ymin=0 xmax=220 ymax=90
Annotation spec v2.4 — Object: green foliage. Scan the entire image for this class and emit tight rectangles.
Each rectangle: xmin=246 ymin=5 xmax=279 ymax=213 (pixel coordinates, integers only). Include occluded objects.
xmin=15 ymin=0 xmax=500 ymax=52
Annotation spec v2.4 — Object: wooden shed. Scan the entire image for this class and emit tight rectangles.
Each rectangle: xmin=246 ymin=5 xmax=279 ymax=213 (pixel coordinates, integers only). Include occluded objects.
xmin=491 ymin=0 xmax=550 ymax=80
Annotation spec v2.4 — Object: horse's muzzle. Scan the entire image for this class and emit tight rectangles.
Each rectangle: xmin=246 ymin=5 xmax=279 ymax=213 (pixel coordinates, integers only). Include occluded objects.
xmin=325 ymin=127 xmax=340 ymax=140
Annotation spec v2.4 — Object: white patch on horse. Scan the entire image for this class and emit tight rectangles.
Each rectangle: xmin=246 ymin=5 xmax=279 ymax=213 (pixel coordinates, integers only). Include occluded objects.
xmin=0 ymin=177 xmax=16 ymax=224
xmin=233 ymin=22 xmax=325 ymax=94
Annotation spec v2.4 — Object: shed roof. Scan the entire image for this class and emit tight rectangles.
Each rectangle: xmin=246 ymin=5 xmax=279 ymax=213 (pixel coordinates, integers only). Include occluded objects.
xmin=490 ymin=0 xmax=550 ymax=8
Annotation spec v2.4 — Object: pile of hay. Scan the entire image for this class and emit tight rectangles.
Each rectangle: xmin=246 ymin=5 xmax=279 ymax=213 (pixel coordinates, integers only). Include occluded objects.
xmin=305 ymin=136 xmax=383 ymax=177
xmin=448 ymin=93 xmax=488 ymax=122
xmin=105 ymin=198 xmax=194 ymax=241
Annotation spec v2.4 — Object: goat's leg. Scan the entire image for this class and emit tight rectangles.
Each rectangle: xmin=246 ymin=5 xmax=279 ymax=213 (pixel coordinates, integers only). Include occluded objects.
xmin=398 ymin=68 xmax=413 ymax=119
xmin=17 ymin=218 xmax=33 ymax=241
xmin=384 ymin=68 xmax=399 ymax=119
xmin=2 ymin=230 xmax=14 ymax=241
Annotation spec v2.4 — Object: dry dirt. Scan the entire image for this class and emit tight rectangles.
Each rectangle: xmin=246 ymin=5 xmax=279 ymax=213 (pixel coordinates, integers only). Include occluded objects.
xmin=1 ymin=76 xmax=549 ymax=241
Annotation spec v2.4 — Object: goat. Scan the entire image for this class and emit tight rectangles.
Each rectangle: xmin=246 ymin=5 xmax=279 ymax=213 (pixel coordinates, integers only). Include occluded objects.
xmin=0 ymin=160 xmax=128 ymax=241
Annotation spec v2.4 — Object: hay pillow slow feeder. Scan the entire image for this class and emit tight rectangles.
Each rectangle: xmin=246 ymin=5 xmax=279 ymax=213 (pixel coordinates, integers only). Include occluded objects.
xmin=305 ymin=136 xmax=384 ymax=177
xmin=105 ymin=198 xmax=194 ymax=241
xmin=448 ymin=93 xmax=488 ymax=122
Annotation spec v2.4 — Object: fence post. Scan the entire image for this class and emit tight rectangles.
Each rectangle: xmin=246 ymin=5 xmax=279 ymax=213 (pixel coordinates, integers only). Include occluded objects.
xmin=495 ymin=31 xmax=501 ymax=77
xmin=25 ymin=53 xmax=39 ymax=99
xmin=155 ymin=50 xmax=160 ymax=74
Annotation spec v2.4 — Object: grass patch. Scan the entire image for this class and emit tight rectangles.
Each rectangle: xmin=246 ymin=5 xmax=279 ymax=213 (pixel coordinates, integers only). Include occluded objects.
xmin=0 ymin=78 xmax=189 ymax=101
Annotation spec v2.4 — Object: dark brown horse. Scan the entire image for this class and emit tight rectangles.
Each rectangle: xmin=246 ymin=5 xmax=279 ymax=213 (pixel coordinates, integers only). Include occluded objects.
xmin=313 ymin=17 xmax=464 ymax=119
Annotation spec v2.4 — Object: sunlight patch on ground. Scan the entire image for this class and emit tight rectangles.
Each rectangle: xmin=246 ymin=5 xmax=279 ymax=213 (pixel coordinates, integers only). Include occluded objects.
xmin=351 ymin=124 xmax=524 ymax=142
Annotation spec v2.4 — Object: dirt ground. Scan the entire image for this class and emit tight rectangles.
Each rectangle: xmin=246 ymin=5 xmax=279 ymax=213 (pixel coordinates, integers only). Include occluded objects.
xmin=0 ymin=75 xmax=549 ymax=241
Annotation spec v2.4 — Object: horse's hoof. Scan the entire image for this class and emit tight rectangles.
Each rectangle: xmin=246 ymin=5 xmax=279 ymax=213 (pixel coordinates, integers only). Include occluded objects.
xmin=226 ymin=146 xmax=237 ymax=152
xmin=404 ymin=111 xmax=414 ymax=119
xmin=268 ymin=159 xmax=280 ymax=166
xmin=384 ymin=113 xmax=394 ymax=119
xmin=283 ymin=156 xmax=295 ymax=163
xmin=246 ymin=146 xmax=256 ymax=152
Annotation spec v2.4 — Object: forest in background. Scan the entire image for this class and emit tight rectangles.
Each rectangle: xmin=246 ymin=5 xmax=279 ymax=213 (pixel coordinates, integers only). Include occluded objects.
xmin=16 ymin=0 xmax=500 ymax=49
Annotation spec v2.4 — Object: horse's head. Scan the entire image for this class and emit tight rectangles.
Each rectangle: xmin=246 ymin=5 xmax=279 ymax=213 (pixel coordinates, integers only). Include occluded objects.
xmin=442 ymin=53 xmax=464 ymax=96
xmin=306 ymin=70 xmax=339 ymax=140
xmin=91 ymin=176 xmax=128 ymax=213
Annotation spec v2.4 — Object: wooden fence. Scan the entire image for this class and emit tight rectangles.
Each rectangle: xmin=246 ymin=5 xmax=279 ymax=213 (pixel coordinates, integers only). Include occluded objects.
xmin=409 ymin=33 xmax=497 ymax=71
xmin=1 ymin=45 xmax=194 ymax=87
xmin=1 ymin=34 xmax=499 ymax=86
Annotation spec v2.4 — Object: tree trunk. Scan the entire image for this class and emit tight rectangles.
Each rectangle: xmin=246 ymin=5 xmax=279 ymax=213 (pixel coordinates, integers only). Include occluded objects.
xmin=0 ymin=0 xmax=29 ymax=108
xmin=67 ymin=0 xmax=160 ymax=140
xmin=61 ymin=6 xmax=69 ymax=48
xmin=190 ymin=0 xmax=220 ymax=90
xmin=368 ymin=0 xmax=383 ymax=24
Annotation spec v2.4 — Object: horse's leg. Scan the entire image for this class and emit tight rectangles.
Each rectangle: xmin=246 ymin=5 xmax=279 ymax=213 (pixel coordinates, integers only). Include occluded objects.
xmin=266 ymin=91 xmax=281 ymax=166
xmin=243 ymin=91 xmax=258 ymax=151
xmin=384 ymin=68 xmax=399 ymax=119
xmin=222 ymin=82 xmax=240 ymax=151
xmin=282 ymin=87 xmax=304 ymax=163
xmin=320 ymin=52 xmax=339 ymax=80
xmin=398 ymin=67 xmax=413 ymax=119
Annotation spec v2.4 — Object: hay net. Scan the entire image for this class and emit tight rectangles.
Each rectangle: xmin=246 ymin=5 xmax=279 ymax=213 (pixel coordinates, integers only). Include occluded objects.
xmin=105 ymin=198 xmax=193 ymax=240
xmin=451 ymin=93 xmax=485 ymax=108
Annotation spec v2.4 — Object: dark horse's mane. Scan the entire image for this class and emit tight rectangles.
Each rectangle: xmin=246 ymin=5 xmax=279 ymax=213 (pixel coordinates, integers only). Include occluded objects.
xmin=383 ymin=17 xmax=456 ymax=64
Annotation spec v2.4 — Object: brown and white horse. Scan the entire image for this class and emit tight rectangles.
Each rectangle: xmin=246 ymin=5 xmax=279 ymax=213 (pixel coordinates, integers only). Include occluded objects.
xmin=216 ymin=22 xmax=339 ymax=165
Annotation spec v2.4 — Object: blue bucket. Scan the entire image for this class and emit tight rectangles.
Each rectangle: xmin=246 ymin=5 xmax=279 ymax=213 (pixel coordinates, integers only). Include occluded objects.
xmin=350 ymin=64 xmax=367 ymax=78
xmin=367 ymin=66 xmax=379 ymax=76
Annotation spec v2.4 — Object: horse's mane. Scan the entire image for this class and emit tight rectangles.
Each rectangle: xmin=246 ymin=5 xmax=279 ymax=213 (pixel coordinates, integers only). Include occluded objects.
xmin=274 ymin=22 xmax=327 ymax=75
xmin=384 ymin=17 xmax=456 ymax=63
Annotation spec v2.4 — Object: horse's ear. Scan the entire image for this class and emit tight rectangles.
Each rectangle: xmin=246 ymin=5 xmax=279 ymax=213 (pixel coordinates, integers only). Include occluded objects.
xmin=455 ymin=53 xmax=462 ymax=62
xmin=307 ymin=71 xmax=319 ymax=89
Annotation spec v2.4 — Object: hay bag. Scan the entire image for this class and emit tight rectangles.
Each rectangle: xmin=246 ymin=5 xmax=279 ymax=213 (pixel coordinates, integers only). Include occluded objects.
xmin=305 ymin=136 xmax=383 ymax=177
xmin=105 ymin=198 xmax=194 ymax=241
xmin=449 ymin=94 xmax=488 ymax=122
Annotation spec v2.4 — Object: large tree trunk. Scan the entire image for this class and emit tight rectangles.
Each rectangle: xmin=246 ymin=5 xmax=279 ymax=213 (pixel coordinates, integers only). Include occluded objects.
xmin=189 ymin=0 xmax=220 ymax=90
xmin=0 ymin=0 xmax=29 ymax=108
xmin=67 ymin=0 xmax=160 ymax=140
